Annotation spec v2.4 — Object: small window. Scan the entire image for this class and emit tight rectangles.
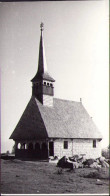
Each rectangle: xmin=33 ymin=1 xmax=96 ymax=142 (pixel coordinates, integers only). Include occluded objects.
xmin=18 ymin=143 xmax=21 ymax=149
xmin=64 ymin=141 xmax=68 ymax=149
xmin=50 ymin=83 xmax=53 ymax=87
xmin=47 ymin=83 xmax=49 ymax=86
xmin=44 ymin=82 xmax=46 ymax=85
xmin=93 ymin=140 xmax=96 ymax=148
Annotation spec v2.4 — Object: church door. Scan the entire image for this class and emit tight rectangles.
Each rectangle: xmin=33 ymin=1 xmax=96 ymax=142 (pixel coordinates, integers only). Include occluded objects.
xmin=49 ymin=141 xmax=54 ymax=156
xmin=41 ymin=143 xmax=48 ymax=159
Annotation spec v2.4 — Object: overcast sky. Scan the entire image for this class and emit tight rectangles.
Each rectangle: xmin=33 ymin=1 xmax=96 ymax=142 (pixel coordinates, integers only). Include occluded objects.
xmin=0 ymin=1 xmax=109 ymax=153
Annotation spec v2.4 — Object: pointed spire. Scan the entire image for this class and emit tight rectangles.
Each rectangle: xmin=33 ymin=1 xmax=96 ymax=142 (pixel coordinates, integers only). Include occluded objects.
xmin=31 ymin=23 xmax=55 ymax=82
xmin=37 ymin=22 xmax=48 ymax=74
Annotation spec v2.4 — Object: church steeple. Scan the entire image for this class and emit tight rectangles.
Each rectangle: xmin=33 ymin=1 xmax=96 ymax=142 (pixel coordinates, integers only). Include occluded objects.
xmin=31 ymin=23 xmax=55 ymax=106
xmin=37 ymin=23 xmax=47 ymax=74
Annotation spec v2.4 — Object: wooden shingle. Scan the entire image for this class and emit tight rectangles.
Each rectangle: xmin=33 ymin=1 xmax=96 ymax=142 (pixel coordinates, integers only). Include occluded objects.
xmin=10 ymin=96 xmax=102 ymax=140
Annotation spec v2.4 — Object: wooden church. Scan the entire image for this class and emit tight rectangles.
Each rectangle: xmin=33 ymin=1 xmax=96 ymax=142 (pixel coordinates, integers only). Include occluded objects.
xmin=10 ymin=23 xmax=102 ymax=160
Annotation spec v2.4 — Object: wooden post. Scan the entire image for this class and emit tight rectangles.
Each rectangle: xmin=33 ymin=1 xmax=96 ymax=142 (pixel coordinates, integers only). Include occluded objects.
xmin=15 ymin=141 xmax=18 ymax=150
xmin=47 ymin=140 xmax=49 ymax=159
xmin=72 ymin=139 xmax=73 ymax=156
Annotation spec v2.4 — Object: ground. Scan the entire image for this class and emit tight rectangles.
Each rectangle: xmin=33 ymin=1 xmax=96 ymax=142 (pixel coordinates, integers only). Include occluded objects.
xmin=1 ymin=159 xmax=109 ymax=194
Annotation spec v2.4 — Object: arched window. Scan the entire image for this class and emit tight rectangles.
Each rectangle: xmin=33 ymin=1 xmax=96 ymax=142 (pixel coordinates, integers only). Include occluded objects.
xmin=35 ymin=143 xmax=40 ymax=150
xmin=44 ymin=82 xmax=46 ymax=85
xmin=28 ymin=143 xmax=33 ymax=150
xmin=42 ymin=143 xmax=47 ymax=151
xmin=22 ymin=143 xmax=26 ymax=149
xmin=18 ymin=143 xmax=21 ymax=149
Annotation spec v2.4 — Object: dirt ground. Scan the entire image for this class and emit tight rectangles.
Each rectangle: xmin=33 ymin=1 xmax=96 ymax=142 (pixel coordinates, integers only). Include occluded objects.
xmin=1 ymin=159 xmax=109 ymax=194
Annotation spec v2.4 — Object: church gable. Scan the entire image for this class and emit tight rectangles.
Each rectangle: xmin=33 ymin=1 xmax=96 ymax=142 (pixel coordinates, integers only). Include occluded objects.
xmin=10 ymin=97 xmax=48 ymax=140
xmin=53 ymin=99 xmax=102 ymax=139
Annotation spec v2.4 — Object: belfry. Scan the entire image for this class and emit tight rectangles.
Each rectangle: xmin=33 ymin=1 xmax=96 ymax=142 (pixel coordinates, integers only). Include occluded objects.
xmin=10 ymin=23 xmax=102 ymax=160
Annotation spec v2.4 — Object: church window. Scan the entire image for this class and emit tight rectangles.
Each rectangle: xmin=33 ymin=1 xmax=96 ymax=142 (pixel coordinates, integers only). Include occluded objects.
xmin=42 ymin=142 xmax=47 ymax=150
xmin=93 ymin=140 xmax=96 ymax=148
xmin=18 ymin=143 xmax=21 ymax=149
xmin=64 ymin=141 xmax=68 ymax=149
xmin=44 ymin=82 xmax=46 ymax=85
xmin=23 ymin=143 xmax=26 ymax=149
xmin=28 ymin=143 xmax=33 ymax=150
xmin=35 ymin=143 xmax=40 ymax=150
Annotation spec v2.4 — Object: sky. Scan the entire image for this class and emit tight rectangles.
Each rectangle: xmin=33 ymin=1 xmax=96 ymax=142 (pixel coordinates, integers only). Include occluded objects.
xmin=0 ymin=1 xmax=109 ymax=153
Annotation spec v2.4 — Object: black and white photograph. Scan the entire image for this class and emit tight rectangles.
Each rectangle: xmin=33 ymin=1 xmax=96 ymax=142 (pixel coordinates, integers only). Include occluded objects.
xmin=0 ymin=0 xmax=109 ymax=194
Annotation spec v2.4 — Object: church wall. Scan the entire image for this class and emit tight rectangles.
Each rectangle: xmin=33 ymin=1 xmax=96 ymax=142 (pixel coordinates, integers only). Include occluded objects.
xmin=43 ymin=95 xmax=53 ymax=107
xmin=54 ymin=139 xmax=101 ymax=159
xmin=15 ymin=139 xmax=49 ymax=159
xmin=43 ymin=85 xmax=54 ymax=96
xmin=14 ymin=138 xmax=101 ymax=159
xmin=72 ymin=139 xmax=101 ymax=159
xmin=54 ymin=139 xmax=73 ymax=158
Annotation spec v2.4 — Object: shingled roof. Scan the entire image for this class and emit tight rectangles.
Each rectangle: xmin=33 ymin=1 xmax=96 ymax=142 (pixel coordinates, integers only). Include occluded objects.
xmin=10 ymin=96 xmax=102 ymax=140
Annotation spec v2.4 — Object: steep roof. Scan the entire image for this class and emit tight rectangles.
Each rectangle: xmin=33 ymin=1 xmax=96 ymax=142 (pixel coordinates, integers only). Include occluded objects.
xmin=10 ymin=97 xmax=102 ymax=140
xmin=31 ymin=24 xmax=55 ymax=82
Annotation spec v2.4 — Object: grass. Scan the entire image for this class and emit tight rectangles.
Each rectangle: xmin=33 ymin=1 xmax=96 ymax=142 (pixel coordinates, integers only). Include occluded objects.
xmin=1 ymin=159 xmax=109 ymax=194
xmin=82 ymin=168 xmax=110 ymax=179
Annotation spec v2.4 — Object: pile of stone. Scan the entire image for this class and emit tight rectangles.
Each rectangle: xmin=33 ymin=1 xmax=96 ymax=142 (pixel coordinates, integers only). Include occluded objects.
xmin=57 ymin=155 xmax=109 ymax=169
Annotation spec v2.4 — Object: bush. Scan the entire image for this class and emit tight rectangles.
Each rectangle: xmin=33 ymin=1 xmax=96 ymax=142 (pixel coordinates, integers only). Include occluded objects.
xmin=102 ymin=148 xmax=110 ymax=159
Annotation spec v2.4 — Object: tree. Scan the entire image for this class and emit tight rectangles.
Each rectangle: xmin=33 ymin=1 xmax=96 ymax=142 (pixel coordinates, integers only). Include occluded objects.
xmin=11 ymin=144 xmax=15 ymax=154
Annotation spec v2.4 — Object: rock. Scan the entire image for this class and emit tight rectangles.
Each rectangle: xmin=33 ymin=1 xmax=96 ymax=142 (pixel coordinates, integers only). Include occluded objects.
xmin=69 ymin=155 xmax=79 ymax=162
xmin=90 ymin=162 xmax=101 ymax=169
xmin=104 ymin=159 xmax=110 ymax=164
xmin=96 ymin=179 xmax=103 ymax=185
xmin=57 ymin=156 xmax=73 ymax=169
xmin=72 ymin=161 xmax=79 ymax=169
xmin=69 ymin=157 xmax=76 ymax=162
xmin=101 ymin=161 xmax=109 ymax=168
xmin=96 ymin=158 xmax=100 ymax=164
xmin=78 ymin=162 xmax=83 ymax=168
xmin=83 ymin=159 xmax=95 ymax=167
xmin=69 ymin=154 xmax=86 ymax=163
xmin=99 ymin=156 xmax=105 ymax=162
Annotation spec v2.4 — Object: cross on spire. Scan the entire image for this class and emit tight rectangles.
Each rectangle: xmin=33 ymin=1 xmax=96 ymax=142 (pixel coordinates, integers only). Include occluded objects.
xmin=40 ymin=22 xmax=44 ymax=31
